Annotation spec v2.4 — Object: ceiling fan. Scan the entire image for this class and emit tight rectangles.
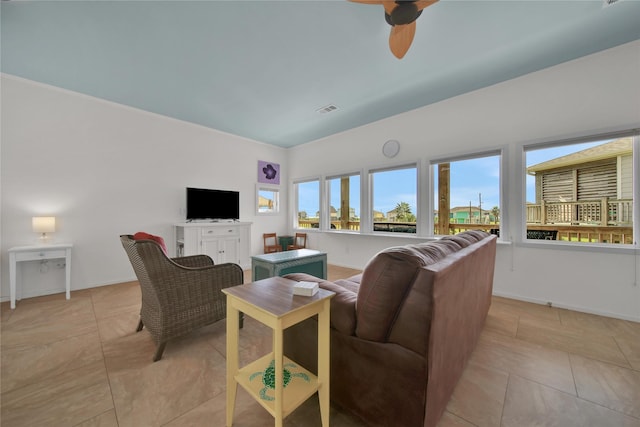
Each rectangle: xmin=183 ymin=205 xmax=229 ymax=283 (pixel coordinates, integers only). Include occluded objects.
xmin=350 ymin=0 xmax=438 ymax=59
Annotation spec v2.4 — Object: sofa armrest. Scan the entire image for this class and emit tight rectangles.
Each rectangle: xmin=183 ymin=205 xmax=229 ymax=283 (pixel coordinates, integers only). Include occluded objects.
xmin=284 ymin=273 xmax=357 ymax=335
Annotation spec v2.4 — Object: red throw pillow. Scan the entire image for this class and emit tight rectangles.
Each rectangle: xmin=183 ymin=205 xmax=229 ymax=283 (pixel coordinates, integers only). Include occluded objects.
xmin=133 ymin=232 xmax=168 ymax=254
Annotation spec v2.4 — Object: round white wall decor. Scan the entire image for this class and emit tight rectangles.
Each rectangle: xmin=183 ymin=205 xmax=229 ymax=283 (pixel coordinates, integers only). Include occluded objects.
xmin=382 ymin=139 xmax=400 ymax=158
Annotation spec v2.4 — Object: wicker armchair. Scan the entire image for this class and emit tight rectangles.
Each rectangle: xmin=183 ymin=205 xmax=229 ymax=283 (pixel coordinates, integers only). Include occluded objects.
xmin=120 ymin=234 xmax=243 ymax=361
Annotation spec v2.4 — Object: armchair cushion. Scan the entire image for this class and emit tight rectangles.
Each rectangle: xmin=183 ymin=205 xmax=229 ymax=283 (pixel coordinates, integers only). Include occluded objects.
xmin=133 ymin=231 xmax=168 ymax=254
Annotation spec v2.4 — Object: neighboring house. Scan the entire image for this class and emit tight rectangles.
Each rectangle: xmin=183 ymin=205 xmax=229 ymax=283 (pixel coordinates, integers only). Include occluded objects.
xmin=329 ymin=206 xmax=338 ymax=221
xmin=257 ymin=195 xmax=273 ymax=212
xmin=527 ymin=137 xmax=633 ymax=225
xmin=527 ymin=137 xmax=632 ymax=203
xmin=449 ymin=206 xmax=491 ymax=224
xmin=336 ymin=207 xmax=357 ymax=220
xmin=386 ymin=209 xmax=397 ymax=222
xmin=316 ymin=206 xmax=338 ymax=220
xmin=372 ymin=210 xmax=385 ymax=221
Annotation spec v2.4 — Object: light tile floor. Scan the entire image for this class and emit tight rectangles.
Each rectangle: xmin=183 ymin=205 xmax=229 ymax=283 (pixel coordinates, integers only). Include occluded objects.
xmin=1 ymin=266 xmax=639 ymax=427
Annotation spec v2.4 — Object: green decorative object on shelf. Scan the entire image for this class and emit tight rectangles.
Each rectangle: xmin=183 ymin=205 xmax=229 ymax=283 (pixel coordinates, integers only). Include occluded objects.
xmin=249 ymin=359 xmax=309 ymax=401
xmin=278 ymin=236 xmax=294 ymax=250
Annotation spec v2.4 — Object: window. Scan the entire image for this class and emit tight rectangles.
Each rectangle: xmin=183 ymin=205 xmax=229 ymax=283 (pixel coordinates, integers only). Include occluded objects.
xmin=256 ymin=186 xmax=279 ymax=214
xmin=294 ymin=179 xmax=320 ymax=229
xmin=432 ymin=152 xmax=501 ymax=236
xmin=327 ymin=173 xmax=361 ymax=231
xmin=370 ymin=165 xmax=417 ymax=233
xmin=524 ymin=134 xmax=636 ymax=244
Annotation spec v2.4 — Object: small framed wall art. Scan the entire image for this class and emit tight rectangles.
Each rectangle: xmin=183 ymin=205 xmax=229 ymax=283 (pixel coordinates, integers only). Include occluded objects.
xmin=258 ymin=160 xmax=280 ymax=185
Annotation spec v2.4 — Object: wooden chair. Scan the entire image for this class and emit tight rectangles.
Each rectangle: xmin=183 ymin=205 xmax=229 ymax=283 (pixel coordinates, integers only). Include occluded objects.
xmin=263 ymin=233 xmax=282 ymax=253
xmin=120 ymin=234 xmax=243 ymax=361
xmin=287 ymin=232 xmax=307 ymax=250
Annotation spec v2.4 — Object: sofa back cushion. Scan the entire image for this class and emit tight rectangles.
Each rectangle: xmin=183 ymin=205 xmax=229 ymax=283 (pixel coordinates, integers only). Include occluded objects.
xmin=440 ymin=229 xmax=488 ymax=247
xmin=356 ymin=240 xmax=459 ymax=342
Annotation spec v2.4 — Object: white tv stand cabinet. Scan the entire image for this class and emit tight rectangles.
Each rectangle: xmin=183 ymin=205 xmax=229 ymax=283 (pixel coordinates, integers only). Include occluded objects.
xmin=174 ymin=222 xmax=252 ymax=269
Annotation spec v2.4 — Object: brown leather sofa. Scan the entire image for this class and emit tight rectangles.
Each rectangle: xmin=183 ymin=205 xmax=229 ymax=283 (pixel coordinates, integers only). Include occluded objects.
xmin=283 ymin=230 xmax=497 ymax=427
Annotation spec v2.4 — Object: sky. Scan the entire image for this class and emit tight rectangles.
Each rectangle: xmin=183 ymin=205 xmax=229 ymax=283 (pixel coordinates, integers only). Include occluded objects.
xmin=372 ymin=168 xmax=416 ymax=215
xmin=435 ymin=156 xmax=500 ymax=211
xmin=297 ymin=139 xmax=609 ymax=218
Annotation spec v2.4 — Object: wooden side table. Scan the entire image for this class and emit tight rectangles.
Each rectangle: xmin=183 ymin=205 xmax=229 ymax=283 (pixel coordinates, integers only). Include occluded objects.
xmin=223 ymin=276 xmax=334 ymax=427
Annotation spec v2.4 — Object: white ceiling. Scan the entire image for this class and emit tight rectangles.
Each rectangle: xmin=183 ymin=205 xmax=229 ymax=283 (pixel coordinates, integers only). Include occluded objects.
xmin=2 ymin=0 xmax=639 ymax=148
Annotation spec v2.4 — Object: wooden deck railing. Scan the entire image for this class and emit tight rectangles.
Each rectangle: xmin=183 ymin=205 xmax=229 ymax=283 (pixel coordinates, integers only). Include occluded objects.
xmin=297 ymin=220 xmax=360 ymax=230
xmin=449 ymin=223 xmax=634 ymax=244
xmin=526 ymin=198 xmax=632 ymax=226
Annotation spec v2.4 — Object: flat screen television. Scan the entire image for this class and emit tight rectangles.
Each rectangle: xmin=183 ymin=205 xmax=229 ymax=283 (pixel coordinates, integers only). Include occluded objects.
xmin=186 ymin=187 xmax=240 ymax=221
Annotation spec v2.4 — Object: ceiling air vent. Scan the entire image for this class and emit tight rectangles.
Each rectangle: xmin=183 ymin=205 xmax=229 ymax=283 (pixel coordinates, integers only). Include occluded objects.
xmin=602 ymin=0 xmax=621 ymax=7
xmin=316 ymin=104 xmax=339 ymax=114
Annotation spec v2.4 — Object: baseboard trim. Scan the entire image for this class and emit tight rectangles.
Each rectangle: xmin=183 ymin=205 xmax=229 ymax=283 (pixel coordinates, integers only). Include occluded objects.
xmin=492 ymin=290 xmax=640 ymax=323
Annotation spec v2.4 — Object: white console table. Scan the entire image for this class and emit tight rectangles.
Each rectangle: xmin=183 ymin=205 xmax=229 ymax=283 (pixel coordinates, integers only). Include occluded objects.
xmin=8 ymin=243 xmax=73 ymax=309
xmin=174 ymin=222 xmax=252 ymax=269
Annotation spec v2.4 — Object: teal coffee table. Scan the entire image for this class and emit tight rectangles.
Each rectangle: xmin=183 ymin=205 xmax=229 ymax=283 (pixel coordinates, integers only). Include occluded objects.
xmin=252 ymin=249 xmax=327 ymax=281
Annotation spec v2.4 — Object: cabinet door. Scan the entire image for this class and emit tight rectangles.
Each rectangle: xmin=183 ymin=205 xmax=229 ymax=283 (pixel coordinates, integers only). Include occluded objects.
xmin=201 ymin=238 xmax=223 ymax=264
xmin=175 ymin=223 xmax=250 ymax=268
xmin=220 ymin=237 xmax=239 ymax=264
xmin=202 ymin=237 xmax=239 ymax=264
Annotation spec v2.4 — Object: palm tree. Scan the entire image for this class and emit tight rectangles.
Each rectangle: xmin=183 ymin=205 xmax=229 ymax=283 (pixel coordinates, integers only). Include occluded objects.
xmin=490 ymin=206 xmax=500 ymax=224
xmin=394 ymin=202 xmax=414 ymax=222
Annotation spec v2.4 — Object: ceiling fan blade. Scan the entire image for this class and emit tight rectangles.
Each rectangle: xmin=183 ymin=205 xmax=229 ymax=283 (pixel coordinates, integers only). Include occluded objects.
xmin=415 ymin=0 xmax=439 ymax=11
xmin=348 ymin=0 xmax=395 ymax=15
xmin=389 ymin=22 xmax=416 ymax=59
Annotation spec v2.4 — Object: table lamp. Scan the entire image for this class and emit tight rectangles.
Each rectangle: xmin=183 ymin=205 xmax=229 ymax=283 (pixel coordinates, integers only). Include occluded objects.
xmin=32 ymin=216 xmax=56 ymax=243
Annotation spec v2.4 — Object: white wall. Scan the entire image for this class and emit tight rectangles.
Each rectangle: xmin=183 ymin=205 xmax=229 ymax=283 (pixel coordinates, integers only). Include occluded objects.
xmin=288 ymin=40 xmax=640 ymax=321
xmin=1 ymin=75 xmax=289 ymax=299
xmin=2 ymin=42 xmax=638 ymax=321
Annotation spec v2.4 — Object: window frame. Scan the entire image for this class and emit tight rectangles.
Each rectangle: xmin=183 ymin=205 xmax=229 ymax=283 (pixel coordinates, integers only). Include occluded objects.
xmin=292 ymin=177 xmax=322 ymax=231
xmin=288 ymin=128 xmax=638 ymax=253
xmin=519 ymin=130 xmax=639 ymax=250
xmin=429 ymin=149 xmax=505 ymax=238
xmin=324 ymin=171 xmax=362 ymax=233
xmin=367 ymin=163 xmax=419 ymax=235
xmin=255 ymin=184 xmax=280 ymax=216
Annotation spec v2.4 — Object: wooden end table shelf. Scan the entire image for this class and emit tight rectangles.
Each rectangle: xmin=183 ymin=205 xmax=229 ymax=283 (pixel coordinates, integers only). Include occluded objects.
xmin=223 ymin=276 xmax=334 ymax=427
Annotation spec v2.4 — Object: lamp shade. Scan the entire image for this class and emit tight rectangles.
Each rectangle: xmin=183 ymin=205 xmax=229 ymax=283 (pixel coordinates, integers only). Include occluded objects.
xmin=32 ymin=216 xmax=56 ymax=233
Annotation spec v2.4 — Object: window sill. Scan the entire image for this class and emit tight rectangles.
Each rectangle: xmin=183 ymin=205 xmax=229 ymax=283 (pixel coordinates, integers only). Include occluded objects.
xmin=516 ymin=239 xmax=638 ymax=254
xmin=309 ymin=230 xmax=638 ymax=253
